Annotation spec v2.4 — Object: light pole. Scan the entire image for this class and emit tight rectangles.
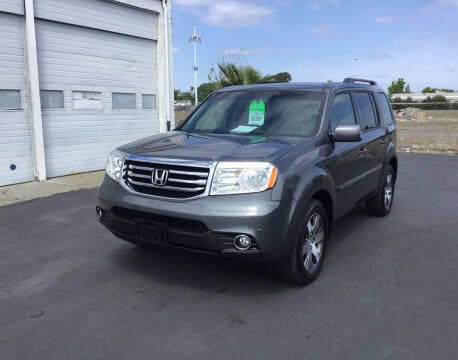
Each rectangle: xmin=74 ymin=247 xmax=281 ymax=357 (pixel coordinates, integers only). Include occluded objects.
xmin=188 ymin=24 xmax=201 ymax=106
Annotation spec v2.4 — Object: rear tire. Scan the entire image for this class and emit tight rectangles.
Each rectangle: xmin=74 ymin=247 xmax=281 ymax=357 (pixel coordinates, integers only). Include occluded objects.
xmin=366 ymin=164 xmax=395 ymax=216
xmin=281 ymin=199 xmax=328 ymax=285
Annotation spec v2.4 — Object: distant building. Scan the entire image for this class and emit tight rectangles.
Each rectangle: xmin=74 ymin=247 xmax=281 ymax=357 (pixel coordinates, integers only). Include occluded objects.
xmin=174 ymin=100 xmax=194 ymax=108
xmin=391 ymin=92 xmax=458 ymax=102
xmin=0 ymin=0 xmax=174 ymax=186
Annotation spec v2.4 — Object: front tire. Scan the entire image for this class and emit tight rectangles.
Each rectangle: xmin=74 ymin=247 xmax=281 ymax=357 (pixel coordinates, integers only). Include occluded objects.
xmin=366 ymin=164 xmax=395 ymax=216
xmin=282 ymin=199 xmax=328 ymax=285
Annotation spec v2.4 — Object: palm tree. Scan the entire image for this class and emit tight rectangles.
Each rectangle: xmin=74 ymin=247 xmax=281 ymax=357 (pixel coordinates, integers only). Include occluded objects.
xmin=217 ymin=63 xmax=262 ymax=87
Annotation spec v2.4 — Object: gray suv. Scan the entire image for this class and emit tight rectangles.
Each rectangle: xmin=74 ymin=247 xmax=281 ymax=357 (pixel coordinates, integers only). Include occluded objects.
xmin=97 ymin=78 xmax=398 ymax=285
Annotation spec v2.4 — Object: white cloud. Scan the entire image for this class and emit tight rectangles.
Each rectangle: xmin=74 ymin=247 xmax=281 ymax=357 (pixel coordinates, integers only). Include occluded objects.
xmin=304 ymin=0 xmax=340 ymax=11
xmin=375 ymin=17 xmax=394 ymax=24
xmin=437 ymin=0 xmax=458 ymax=7
xmin=175 ymin=0 xmax=274 ymax=27
xmin=425 ymin=0 xmax=458 ymax=11
xmin=221 ymin=47 xmax=268 ymax=56
xmin=174 ymin=0 xmax=210 ymax=6
xmin=308 ymin=24 xmax=336 ymax=36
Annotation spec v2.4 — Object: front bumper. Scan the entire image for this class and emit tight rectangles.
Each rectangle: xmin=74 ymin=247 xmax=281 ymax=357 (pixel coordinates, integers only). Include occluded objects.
xmin=97 ymin=175 xmax=295 ymax=259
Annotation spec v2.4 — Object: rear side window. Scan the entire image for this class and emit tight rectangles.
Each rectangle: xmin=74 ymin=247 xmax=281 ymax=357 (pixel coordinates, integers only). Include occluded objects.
xmin=375 ymin=92 xmax=394 ymax=126
xmin=353 ymin=92 xmax=377 ymax=131
xmin=329 ymin=93 xmax=356 ymax=133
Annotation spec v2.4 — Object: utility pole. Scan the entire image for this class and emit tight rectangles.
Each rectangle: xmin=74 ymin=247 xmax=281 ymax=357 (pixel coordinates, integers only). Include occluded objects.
xmin=188 ymin=24 xmax=201 ymax=106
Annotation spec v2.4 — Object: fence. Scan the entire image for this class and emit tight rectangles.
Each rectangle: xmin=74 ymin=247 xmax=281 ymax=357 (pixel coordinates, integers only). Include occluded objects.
xmin=391 ymin=102 xmax=458 ymax=111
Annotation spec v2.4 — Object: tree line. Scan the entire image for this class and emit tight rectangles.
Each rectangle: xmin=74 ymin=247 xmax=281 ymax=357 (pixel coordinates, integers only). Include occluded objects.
xmin=175 ymin=73 xmax=455 ymax=105
xmin=175 ymin=63 xmax=292 ymax=104
xmin=388 ymin=78 xmax=455 ymax=100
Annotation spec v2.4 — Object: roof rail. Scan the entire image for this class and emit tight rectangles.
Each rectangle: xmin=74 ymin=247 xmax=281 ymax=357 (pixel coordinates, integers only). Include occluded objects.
xmin=343 ymin=78 xmax=378 ymax=86
xmin=254 ymin=80 xmax=288 ymax=84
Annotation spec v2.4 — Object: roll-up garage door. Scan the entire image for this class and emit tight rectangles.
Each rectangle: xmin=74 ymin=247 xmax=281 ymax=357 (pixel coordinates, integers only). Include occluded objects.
xmin=35 ymin=0 xmax=159 ymax=177
xmin=0 ymin=11 xmax=35 ymax=186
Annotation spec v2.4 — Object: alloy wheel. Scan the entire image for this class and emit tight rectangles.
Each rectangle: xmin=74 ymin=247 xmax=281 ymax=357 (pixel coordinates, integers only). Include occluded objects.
xmin=302 ymin=212 xmax=325 ymax=273
xmin=384 ymin=173 xmax=393 ymax=210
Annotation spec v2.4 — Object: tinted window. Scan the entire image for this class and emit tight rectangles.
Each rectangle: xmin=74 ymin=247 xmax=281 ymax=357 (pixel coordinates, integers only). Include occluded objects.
xmin=329 ymin=93 xmax=356 ymax=133
xmin=112 ymin=93 xmax=136 ymax=109
xmin=0 ymin=90 xmax=21 ymax=110
xmin=182 ymin=91 xmax=325 ymax=137
xmin=375 ymin=92 xmax=394 ymax=126
xmin=353 ymin=92 xmax=377 ymax=131
xmin=40 ymin=90 xmax=64 ymax=109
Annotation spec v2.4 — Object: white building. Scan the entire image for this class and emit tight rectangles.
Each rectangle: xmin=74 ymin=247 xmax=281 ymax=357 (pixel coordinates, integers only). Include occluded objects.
xmin=0 ymin=0 xmax=174 ymax=186
xmin=391 ymin=92 xmax=458 ymax=102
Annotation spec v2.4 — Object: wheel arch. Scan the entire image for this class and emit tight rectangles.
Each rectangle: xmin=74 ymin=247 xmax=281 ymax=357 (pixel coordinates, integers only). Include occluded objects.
xmin=311 ymin=189 xmax=333 ymax=232
xmin=389 ymin=155 xmax=398 ymax=181
xmin=284 ymin=174 xmax=336 ymax=255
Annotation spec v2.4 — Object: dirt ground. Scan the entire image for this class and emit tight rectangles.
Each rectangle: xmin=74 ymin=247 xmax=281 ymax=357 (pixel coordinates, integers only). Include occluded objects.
xmin=396 ymin=109 xmax=458 ymax=154
xmin=175 ymin=110 xmax=192 ymax=127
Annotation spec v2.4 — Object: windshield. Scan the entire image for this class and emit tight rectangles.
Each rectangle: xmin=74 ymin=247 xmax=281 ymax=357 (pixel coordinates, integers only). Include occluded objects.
xmin=181 ymin=90 xmax=326 ymax=137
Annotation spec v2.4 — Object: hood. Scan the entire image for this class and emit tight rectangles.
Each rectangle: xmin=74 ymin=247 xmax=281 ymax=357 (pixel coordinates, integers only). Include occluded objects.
xmin=118 ymin=131 xmax=307 ymax=163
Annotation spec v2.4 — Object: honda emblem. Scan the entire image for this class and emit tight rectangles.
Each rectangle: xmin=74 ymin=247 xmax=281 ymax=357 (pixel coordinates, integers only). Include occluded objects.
xmin=152 ymin=169 xmax=168 ymax=186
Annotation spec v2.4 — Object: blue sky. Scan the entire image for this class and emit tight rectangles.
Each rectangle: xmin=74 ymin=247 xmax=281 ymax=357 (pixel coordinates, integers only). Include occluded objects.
xmin=172 ymin=0 xmax=458 ymax=92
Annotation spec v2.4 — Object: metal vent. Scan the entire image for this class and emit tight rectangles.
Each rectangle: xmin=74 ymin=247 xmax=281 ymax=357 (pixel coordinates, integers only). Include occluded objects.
xmin=122 ymin=158 xmax=211 ymax=199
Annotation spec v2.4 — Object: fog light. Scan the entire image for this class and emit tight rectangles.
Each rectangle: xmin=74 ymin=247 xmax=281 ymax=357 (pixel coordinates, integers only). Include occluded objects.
xmin=96 ymin=207 xmax=104 ymax=222
xmin=234 ymin=235 xmax=252 ymax=251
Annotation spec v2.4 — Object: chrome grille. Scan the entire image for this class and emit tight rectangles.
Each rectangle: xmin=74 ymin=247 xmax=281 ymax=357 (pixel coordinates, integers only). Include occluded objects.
xmin=122 ymin=159 xmax=211 ymax=199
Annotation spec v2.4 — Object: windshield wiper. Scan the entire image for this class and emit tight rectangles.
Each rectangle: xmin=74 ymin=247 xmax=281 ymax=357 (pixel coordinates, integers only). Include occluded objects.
xmin=182 ymin=131 xmax=217 ymax=140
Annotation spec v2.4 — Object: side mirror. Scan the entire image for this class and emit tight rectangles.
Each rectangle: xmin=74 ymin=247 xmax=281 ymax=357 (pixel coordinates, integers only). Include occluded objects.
xmin=333 ymin=124 xmax=362 ymax=142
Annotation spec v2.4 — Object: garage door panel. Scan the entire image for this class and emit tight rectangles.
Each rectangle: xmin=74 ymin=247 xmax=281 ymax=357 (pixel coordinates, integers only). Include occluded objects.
xmin=0 ymin=0 xmax=24 ymax=15
xmin=36 ymin=40 xmax=155 ymax=64
xmin=35 ymin=0 xmax=158 ymax=40
xmin=36 ymin=21 xmax=156 ymax=54
xmin=37 ymin=68 xmax=154 ymax=83
xmin=37 ymin=57 xmax=156 ymax=72
xmin=0 ymin=13 xmax=34 ymax=186
xmin=36 ymin=17 xmax=159 ymax=178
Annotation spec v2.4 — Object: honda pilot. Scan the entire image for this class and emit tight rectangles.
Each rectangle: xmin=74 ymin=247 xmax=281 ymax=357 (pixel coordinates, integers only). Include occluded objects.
xmin=97 ymin=78 xmax=398 ymax=285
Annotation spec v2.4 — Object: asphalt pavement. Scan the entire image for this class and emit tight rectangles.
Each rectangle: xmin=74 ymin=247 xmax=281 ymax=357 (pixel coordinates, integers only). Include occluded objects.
xmin=1 ymin=153 xmax=457 ymax=360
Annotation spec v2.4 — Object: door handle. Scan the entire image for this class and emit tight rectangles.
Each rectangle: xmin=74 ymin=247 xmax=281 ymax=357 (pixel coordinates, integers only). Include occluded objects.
xmin=358 ymin=147 xmax=367 ymax=157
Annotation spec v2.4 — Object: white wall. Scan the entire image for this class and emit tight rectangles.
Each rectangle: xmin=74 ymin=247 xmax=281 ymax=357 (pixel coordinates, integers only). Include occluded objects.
xmin=0 ymin=0 xmax=174 ymax=184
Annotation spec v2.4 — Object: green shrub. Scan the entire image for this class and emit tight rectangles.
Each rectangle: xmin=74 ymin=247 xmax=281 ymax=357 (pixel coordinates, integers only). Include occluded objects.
xmin=422 ymin=95 xmax=448 ymax=103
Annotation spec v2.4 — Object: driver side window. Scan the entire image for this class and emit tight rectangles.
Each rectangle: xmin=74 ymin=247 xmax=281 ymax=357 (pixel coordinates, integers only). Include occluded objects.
xmin=329 ymin=93 xmax=356 ymax=133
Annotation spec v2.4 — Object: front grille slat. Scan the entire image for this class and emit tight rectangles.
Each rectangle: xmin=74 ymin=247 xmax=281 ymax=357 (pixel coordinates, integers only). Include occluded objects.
xmin=168 ymin=169 xmax=208 ymax=177
xmin=123 ymin=159 xmax=211 ymax=199
xmin=167 ymin=177 xmax=207 ymax=185
xmin=129 ymin=164 xmax=154 ymax=171
xmin=127 ymin=171 xmax=151 ymax=179
xmin=128 ymin=179 xmax=205 ymax=192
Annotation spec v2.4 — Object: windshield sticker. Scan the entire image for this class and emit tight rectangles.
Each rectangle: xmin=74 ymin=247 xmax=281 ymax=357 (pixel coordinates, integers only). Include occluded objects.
xmin=248 ymin=100 xmax=265 ymax=126
xmin=231 ymin=125 xmax=257 ymax=133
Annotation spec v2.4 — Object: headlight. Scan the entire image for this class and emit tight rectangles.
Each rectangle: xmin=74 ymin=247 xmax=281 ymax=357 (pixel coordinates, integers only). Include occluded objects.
xmin=105 ymin=149 xmax=125 ymax=182
xmin=210 ymin=162 xmax=277 ymax=195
